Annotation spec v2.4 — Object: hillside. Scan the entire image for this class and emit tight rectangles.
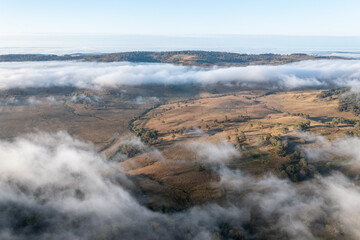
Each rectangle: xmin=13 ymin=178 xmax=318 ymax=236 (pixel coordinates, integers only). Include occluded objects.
xmin=2 ymin=84 xmax=360 ymax=238
xmin=0 ymin=51 xmax=342 ymax=66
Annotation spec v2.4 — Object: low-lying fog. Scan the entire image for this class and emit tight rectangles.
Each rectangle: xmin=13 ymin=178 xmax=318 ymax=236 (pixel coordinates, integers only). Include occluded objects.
xmin=1 ymin=132 xmax=360 ymax=239
xmin=0 ymin=60 xmax=360 ymax=91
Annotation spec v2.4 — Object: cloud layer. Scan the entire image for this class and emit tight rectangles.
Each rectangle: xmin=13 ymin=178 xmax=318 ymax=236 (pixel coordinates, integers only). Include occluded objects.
xmin=2 ymin=132 xmax=360 ymax=239
xmin=0 ymin=132 xmax=250 ymax=239
xmin=1 ymin=60 xmax=360 ymax=90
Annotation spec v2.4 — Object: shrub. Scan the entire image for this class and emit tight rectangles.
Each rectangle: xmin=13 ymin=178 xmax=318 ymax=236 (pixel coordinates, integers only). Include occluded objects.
xmin=294 ymin=121 xmax=311 ymax=131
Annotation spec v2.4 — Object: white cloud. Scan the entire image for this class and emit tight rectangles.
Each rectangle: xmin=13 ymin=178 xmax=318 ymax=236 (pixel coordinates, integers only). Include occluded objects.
xmin=320 ymin=173 xmax=360 ymax=238
xmin=1 ymin=60 xmax=360 ymax=90
xmin=134 ymin=96 xmax=160 ymax=105
xmin=69 ymin=93 xmax=102 ymax=105
xmin=2 ymin=131 xmax=360 ymax=239
xmin=0 ymin=132 xmax=250 ymax=239
xmin=186 ymin=141 xmax=240 ymax=164
xmin=300 ymin=132 xmax=360 ymax=167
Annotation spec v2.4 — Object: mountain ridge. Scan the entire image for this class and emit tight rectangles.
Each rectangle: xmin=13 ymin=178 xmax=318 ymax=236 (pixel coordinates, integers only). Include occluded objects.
xmin=0 ymin=50 xmax=344 ymax=67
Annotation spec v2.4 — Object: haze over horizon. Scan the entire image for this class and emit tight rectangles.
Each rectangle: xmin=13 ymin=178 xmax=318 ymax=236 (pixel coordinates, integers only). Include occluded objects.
xmin=1 ymin=35 xmax=360 ymax=56
xmin=1 ymin=0 xmax=360 ymax=54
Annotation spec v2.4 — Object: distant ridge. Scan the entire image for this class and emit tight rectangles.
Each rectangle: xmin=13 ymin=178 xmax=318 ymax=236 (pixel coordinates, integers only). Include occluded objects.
xmin=0 ymin=51 xmax=344 ymax=67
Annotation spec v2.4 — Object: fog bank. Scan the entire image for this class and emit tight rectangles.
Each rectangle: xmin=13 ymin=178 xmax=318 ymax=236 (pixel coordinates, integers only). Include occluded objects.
xmin=1 ymin=132 xmax=360 ymax=239
xmin=1 ymin=60 xmax=360 ymax=90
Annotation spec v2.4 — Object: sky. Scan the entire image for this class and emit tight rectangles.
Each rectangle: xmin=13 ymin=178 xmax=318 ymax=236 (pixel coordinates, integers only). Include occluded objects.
xmin=0 ymin=0 xmax=360 ymax=52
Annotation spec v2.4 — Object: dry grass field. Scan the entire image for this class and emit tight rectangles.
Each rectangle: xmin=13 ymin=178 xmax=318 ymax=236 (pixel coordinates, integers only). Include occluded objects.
xmin=110 ymin=89 xmax=360 ymax=209
xmin=137 ymin=90 xmax=359 ymax=147
xmin=0 ymin=89 xmax=148 ymax=147
xmin=1 ymin=87 xmax=358 ymax=210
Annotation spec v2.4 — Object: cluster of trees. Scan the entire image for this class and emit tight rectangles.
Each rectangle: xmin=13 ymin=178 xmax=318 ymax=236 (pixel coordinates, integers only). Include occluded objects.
xmin=255 ymin=132 xmax=317 ymax=182
xmin=317 ymin=88 xmax=348 ymax=98
xmin=132 ymin=127 xmax=160 ymax=145
xmin=217 ymin=115 xmax=250 ymax=124
xmin=344 ymin=130 xmax=360 ymax=137
xmin=167 ymin=126 xmax=197 ymax=136
xmin=317 ymin=88 xmax=360 ymax=117
xmin=161 ymin=106 xmax=176 ymax=112
xmin=280 ymin=127 xmax=289 ymax=133
xmin=279 ymin=151 xmax=316 ymax=182
xmin=294 ymin=121 xmax=311 ymax=131
xmin=338 ymin=93 xmax=360 ymax=116
xmin=321 ymin=117 xmax=360 ymax=133
xmin=234 ymin=115 xmax=250 ymax=123
xmin=290 ymin=112 xmax=310 ymax=119
xmin=330 ymin=117 xmax=360 ymax=126
xmin=128 ymin=104 xmax=162 ymax=146
xmin=256 ymin=134 xmax=289 ymax=157
xmin=262 ymin=134 xmax=289 ymax=157
xmin=235 ymin=130 xmax=247 ymax=150
xmin=119 ymin=144 xmax=144 ymax=158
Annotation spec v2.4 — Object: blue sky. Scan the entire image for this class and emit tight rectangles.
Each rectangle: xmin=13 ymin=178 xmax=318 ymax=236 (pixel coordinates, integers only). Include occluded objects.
xmin=0 ymin=0 xmax=359 ymax=36
xmin=1 ymin=0 xmax=360 ymax=52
